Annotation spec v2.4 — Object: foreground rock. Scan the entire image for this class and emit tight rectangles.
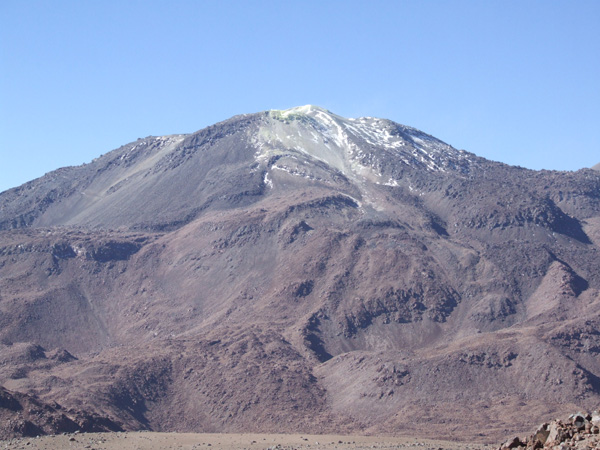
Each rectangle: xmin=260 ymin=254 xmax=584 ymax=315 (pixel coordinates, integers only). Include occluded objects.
xmin=499 ymin=411 xmax=600 ymax=449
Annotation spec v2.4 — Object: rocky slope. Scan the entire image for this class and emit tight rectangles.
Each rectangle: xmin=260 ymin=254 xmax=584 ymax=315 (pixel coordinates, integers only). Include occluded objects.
xmin=0 ymin=385 xmax=121 ymax=439
xmin=1 ymin=106 xmax=600 ymax=441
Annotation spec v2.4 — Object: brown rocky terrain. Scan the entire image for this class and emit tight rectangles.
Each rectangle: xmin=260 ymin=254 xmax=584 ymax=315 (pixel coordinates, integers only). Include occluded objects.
xmin=0 ymin=385 xmax=121 ymax=438
xmin=1 ymin=106 xmax=599 ymax=443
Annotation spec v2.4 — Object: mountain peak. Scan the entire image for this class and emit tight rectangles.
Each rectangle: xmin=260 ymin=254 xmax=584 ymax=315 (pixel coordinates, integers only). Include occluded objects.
xmin=2 ymin=106 xmax=600 ymax=441
xmin=271 ymin=104 xmax=330 ymax=116
xmin=257 ymin=105 xmax=474 ymax=186
xmin=0 ymin=106 xmax=483 ymax=231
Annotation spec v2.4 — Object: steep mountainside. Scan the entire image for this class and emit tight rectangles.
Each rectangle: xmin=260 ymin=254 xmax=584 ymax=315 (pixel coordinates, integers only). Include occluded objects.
xmin=1 ymin=106 xmax=600 ymax=441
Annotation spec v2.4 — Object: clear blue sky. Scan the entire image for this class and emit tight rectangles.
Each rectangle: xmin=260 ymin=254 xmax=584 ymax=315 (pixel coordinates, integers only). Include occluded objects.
xmin=1 ymin=0 xmax=599 ymax=193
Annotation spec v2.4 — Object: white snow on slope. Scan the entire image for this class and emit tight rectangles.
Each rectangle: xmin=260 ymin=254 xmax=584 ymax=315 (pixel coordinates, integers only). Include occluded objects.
xmin=253 ymin=105 xmax=474 ymax=187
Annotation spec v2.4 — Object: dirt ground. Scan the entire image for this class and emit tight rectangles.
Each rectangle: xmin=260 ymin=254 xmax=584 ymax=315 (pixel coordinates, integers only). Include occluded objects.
xmin=0 ymin=432 xmax=495 ymax=450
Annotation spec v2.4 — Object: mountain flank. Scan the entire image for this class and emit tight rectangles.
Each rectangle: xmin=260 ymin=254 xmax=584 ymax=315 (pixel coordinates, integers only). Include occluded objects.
xmin=1 ymin=106 xmax=600 ymax=442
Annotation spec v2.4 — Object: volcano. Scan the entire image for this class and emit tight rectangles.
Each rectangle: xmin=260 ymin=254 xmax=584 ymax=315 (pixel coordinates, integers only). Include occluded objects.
xmin=1 ymin=106 xmax=600 ymax=441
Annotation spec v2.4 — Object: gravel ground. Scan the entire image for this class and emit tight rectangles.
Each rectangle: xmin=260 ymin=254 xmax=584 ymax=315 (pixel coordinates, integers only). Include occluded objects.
xmin=0 ymin=432 xmax=496 ymax=450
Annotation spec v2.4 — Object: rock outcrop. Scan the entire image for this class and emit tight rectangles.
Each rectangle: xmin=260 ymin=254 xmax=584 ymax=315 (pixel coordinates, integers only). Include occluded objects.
xmin=0 ymin=386 xmax=122 ymax=440
xmin=499 ymin=411 xmax=600 ymax=449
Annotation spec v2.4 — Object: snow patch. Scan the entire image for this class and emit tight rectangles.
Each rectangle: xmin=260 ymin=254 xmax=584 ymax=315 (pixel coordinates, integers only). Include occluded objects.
xmin=263 ymin=172 xmax=273 ymax=189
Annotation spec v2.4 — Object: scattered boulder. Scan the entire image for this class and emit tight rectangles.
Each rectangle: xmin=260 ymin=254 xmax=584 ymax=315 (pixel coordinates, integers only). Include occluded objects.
xmin=500 ymin=436 xmax=525 ymax=449
xmin=533 ymin=423 xmax=550 ymax=444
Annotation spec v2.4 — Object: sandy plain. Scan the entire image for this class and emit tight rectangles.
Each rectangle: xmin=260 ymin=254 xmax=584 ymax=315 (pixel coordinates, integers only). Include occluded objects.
xmin=0 ymin=432 xmax=495 ymax=450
